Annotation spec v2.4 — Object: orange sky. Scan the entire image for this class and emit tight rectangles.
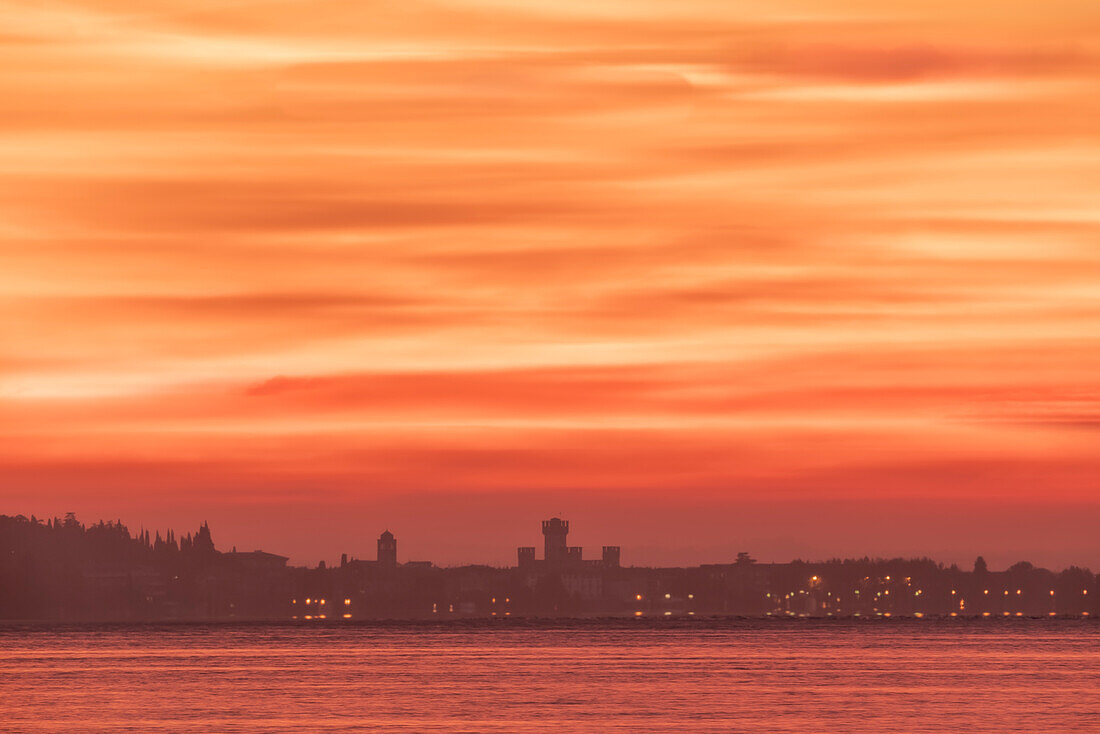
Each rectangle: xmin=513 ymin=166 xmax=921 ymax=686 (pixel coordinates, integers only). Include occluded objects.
xmin=2 ymin=0 xmax=1099 ymax=567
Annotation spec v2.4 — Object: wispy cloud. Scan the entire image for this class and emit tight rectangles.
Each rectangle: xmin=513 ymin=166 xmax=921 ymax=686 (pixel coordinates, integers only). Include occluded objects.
xmin=1 ymin=0 xmax=1098 ymax=563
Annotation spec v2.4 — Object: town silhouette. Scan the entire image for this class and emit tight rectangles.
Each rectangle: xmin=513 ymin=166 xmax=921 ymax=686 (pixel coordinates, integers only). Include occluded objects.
xmin=1 ymin=513 xmax=1094 ymax=621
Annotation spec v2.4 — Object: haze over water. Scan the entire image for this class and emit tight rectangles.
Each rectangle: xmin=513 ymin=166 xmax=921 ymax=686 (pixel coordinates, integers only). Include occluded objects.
xmin=3 ymin=620 xmax=1097 ymax=732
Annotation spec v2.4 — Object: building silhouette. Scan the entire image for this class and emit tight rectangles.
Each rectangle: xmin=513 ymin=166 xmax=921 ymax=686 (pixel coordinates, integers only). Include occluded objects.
xmin=524 ymin=517 xmax=619 ymax=571
xmin=542 ymin=517 xmax=569 ymax=566
xmin=1 ymin=513 xmax=1096 ymax=621
xmin=378 ymin=530 xmax=397 ymax=568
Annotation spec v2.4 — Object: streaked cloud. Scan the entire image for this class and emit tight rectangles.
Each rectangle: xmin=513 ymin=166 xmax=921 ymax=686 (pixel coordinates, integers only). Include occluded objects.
xmin=1 ymin=0 xmax=1098 ymax=564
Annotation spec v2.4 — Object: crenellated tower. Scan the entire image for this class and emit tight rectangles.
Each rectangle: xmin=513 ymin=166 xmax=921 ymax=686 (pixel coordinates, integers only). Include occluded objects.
xmin=542 ymin=517 xmax=569 ymax=566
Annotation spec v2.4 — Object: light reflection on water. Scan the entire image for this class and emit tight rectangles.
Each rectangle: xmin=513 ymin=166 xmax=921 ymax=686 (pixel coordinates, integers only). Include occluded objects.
xmin=2 ymin=620 xmax=1097 ymax=733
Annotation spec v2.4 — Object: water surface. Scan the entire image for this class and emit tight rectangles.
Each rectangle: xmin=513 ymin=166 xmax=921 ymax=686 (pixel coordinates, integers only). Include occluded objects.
xmin=2 ymin=619 xmax=1097 ymax=732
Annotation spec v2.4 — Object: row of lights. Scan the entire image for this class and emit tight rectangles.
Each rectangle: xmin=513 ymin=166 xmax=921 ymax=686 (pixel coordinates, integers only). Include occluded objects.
xmin=633 ymin=592 xmax=696 ymax=617
xmin=766 ymin=578 xmax=1092 ymax=614
xmin=292 ymin=598 xmax=354 ymax=619
xmin=292 ymin=598 xmax=354 ymax=605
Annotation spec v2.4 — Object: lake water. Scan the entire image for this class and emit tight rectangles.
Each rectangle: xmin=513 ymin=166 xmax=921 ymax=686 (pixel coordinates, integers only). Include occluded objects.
xmin=1 ymin=619 xmax=1097 ymax=732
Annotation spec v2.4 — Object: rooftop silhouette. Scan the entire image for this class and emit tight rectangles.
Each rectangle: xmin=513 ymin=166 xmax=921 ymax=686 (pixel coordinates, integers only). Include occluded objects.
xmin=0 ymin=513 xmax=1095 ymax=622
